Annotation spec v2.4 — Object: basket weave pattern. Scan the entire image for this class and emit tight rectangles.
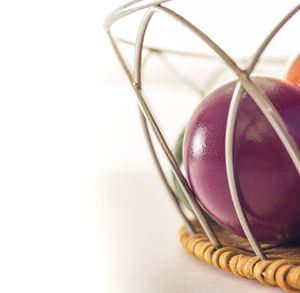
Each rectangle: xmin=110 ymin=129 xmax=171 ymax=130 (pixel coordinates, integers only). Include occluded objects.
xmin=180 ymin=223 xmax=300 ymax=293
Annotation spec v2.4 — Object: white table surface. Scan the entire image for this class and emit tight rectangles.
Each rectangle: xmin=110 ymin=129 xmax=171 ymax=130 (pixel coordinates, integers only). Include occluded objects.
xmin=99 ymin=167 xmax=283 ymax=293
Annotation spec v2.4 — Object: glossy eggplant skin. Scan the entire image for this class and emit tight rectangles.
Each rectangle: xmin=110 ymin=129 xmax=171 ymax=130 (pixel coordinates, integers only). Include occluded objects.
xmin=183 ymin=77 xmax=300 ymax=243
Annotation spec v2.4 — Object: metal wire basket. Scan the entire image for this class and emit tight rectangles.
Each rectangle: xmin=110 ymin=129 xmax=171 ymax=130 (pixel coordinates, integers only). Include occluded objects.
xmin=104 ymin=1 xmax=300 ymax=291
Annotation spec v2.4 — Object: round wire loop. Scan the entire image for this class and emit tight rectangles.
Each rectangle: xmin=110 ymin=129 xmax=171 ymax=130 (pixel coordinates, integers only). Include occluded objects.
xmin=104 ymin=0 xmax=300 ymax=259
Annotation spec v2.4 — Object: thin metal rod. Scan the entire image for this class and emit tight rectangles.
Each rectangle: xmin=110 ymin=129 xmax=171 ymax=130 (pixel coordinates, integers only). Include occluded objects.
xmin=106 ymin=30 xmax=214 ymax=241
xmin=115 ymin=37 xmax=287 ymax=65
xmin=105 ymin=26 xmax=200 ymax=235
xmin=133 ymin=8 xmax=221 ymax=247
xmin=225 ymin=84 xmax=265 ymax=259
xmin=238 ymin=74 xmax=300 ymax=176
xmin=153 ymin=6 xmax=244 ymax=78
xmin=133 ymin=9 xmax=155 ymax=87
xmin=139 ymin=111 xmax=195 ymax=233
xmin=104 ymin=0 xmax=171 ymax=32
xmin=137 ymin=26 xmax=195 ymax=233
xmin=248 ymin=4 xmax=300 ymax=72
xmin=225 ymin=4 xmax=300 ymax=260
xmin=154 ymin=52 xmax=205 ymax=97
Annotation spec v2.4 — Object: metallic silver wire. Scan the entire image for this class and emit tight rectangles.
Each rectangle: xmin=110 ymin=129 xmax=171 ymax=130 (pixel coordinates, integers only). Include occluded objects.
xmin=225 ymin=4 xmax=300 ymax=260
xmin=154 ymin=52 xmax=205 ymax=97
xmin=139 ymin=111 xmax=195 ymax=233
xmin=106 ymin=30 xmax=202 ymax=237
xmin=133 ymin=8 xmax=221 ymax=247
xmin=225 ymin=85 xmax=265 ymax=259
xmin=153 ymin=6 xmax=243 ymax=76
xmin=103 ymin=0 xmax=171 ymax=32
xmin=116 ymin=37 xmax=287 ymax=65
xmin=135 ymin=8 xmax=195 ymax=234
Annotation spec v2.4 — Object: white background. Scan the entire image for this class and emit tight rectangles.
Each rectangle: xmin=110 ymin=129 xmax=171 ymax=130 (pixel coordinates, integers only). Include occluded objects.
xmin=0 ymin=1 xmax=300 ymax=292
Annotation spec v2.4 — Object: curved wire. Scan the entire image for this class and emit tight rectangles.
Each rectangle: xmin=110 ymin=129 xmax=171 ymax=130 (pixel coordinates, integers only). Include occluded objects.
xmin=133 ymin=8 xmax=221 ymax=247
xmin=139 ymin=111 xmax=195 ymax=233
xmin=138 ymin=51 xmax=196 ymax=231
xmin=114 ymin=38 xmax=288 ymax=64
xmin=105 ymin=2 xmax=199 ymax=238
xmin=103 ymin=0 xmax=171 ymax=32
xmin=225 ymin=4 xmax=300 ymax=260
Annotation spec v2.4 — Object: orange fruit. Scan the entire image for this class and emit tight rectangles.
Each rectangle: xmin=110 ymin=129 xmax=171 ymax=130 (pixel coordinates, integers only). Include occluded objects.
xmin=286 ymin=54 xmax=300 ymax=84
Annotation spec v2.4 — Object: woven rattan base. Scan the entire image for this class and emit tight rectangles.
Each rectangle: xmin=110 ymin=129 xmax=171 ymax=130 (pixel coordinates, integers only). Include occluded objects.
xmin=180 ymin=223 xmax=300 ymax=293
